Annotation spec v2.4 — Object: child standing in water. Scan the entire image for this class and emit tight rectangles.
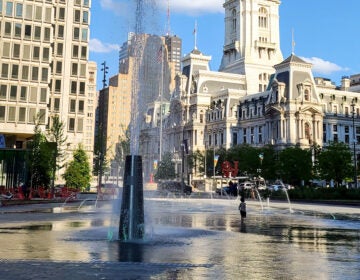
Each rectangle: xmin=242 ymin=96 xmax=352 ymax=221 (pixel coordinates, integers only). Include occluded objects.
xmin=239 ymin=197 xmax=246 ymax=220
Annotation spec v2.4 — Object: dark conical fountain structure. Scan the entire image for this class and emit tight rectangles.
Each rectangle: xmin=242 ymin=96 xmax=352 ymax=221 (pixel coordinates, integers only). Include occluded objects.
xmin=119 ymin=155 xmax=145 ymax=241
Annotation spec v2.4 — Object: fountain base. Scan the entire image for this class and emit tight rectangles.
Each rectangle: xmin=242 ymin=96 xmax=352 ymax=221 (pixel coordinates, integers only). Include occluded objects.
xmin=119 ymin=155 xmax=145 ymax=241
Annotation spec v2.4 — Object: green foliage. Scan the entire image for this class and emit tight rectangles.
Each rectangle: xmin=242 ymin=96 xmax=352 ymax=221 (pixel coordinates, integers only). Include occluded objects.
xmin=285 ymin=186 xmax=360 ymax=201
xmin=188 ymin=149 xmax=204 ymax=176
xmin=154 ymin=152 xmax=176 ymax=180
xmin=47 ymin=115 xmax=67 ymax=172
xmin=26 ymin=114 xmax=55 ymax=188
xmin=317 ymin=142 xmax=353 ymax=186
xmin=62 ymin=145 xmax=91 ymax=191
xmin=113 ymin=125 xmax=130 ymax=176
xmin=278 ymin=147 xmax=312 ymax=186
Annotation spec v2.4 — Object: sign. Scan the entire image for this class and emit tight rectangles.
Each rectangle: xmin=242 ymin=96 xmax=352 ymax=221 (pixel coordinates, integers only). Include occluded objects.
xmin=214 ymin=155 xmax=219 ymax=167
xmin=153 ymin=160 xmax=158 ymax=170
xmin=0 ymin=134 xmax=5 ymax=148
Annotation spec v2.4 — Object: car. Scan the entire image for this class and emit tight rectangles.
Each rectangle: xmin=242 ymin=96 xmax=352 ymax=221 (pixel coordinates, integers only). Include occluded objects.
xmin=238 ymin=182 xmax=255 ymax=190
xmin=215 ymin=186 xmax=231 ymax=196
xmin=157 ymin=181 xmax=192 ymax=195
xmin=269 ymin=184 xmax=284 ymax=191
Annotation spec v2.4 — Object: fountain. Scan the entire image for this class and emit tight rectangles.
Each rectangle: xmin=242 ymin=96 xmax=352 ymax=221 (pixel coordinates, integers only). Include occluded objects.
xmin=118 ymin=155 xmax=145 ymax=241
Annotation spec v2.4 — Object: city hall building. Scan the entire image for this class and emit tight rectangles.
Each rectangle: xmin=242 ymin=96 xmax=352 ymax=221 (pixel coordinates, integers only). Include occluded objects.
xmin=157 ymin=0 xmax=360 ymax=183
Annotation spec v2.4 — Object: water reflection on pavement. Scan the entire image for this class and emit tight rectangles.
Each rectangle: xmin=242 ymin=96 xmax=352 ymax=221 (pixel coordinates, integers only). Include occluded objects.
xmin=0 ymin=198 xmax=359 ymax=279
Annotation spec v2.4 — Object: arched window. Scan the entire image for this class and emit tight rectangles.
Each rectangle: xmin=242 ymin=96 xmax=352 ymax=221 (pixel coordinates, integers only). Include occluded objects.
xmin=258 ymin=7 xmax=268 ymax=28
xmin=232 ymin=9 xmax=237 ymax=32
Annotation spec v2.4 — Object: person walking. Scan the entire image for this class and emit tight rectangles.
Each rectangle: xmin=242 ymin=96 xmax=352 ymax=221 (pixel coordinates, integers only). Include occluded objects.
xmin=239 ymin=197 xmax=246 ymax=220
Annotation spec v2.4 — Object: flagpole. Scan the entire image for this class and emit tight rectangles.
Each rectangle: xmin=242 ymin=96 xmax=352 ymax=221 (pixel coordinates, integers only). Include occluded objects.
xmin=159 ymin=45 xmax=164 ymax=162
xmin=194 ymin=20 xmax=198 ymax=50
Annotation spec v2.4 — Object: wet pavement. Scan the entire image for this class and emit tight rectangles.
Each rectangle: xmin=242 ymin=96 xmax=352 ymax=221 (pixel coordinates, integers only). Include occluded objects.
xmin=0 ymin=195 xmax=359 ymax=279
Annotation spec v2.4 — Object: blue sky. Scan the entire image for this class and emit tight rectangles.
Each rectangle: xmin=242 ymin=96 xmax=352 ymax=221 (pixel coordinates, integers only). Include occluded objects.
xmin=90 ymin=0 xmax=360 ymax=90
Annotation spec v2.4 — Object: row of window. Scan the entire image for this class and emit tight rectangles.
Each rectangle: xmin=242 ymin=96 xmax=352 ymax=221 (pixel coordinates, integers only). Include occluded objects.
xmin=1 ymin=21 xmax=51 ymax=41
xmin=2 ymin=42 xmax=50 ymax=62
xmin=50 ymin=60 xmax=87 ymax=77
xmin=1 ymin=63 xmax=49 ymax=82
xmin=0 ymin=1 xmax=52 ymax=22
xmin=0 ymin=84 xmax=47 ymax=103
xmin=49 ymin=78 xmax=86 ymax=95
xmin=0 ymin=105 xmax=45 ymax=124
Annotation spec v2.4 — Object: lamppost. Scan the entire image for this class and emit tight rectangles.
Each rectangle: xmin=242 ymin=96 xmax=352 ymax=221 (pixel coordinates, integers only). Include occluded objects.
xmin=351 ymin=103 xmax=357 ymax=188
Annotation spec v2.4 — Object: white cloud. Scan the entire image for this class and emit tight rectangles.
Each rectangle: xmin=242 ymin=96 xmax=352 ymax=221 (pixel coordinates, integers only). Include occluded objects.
xmin=301 ymin=56 xmax=349 ymax=75
xmin=89 ymin=38 xmax=120 ymax=53
xmin=100 ymin=0 xmax=129 ymax=16
xmin=158 ymin=0 xmax=223 ymax=14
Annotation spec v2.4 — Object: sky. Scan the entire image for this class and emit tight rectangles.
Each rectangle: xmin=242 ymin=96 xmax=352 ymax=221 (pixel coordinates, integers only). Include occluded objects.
xmin=90 ymin=0 xmax=360 ymax=90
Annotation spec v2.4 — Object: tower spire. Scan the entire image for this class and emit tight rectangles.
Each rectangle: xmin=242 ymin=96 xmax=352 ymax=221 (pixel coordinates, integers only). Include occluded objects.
xmin=292 ymin=28 xmax=296 ymax=55
xmin=193 ymin=20 xmax=198 ymax=50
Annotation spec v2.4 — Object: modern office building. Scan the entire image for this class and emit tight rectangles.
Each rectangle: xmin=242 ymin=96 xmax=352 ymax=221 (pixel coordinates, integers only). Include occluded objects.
xmin=96 ymin=33 xmax=182 ymax=182
xmin=0 ymin=0 xmax=96 ymax=186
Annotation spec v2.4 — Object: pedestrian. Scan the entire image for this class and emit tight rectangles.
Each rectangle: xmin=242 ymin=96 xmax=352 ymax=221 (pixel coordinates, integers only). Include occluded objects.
xmin=238 ymin=197 xmax=246 ymax=220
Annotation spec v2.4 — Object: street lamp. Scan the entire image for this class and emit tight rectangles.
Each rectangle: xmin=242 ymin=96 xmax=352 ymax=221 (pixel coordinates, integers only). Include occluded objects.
xmin=351 ymin=103 xmax=357 ymax=188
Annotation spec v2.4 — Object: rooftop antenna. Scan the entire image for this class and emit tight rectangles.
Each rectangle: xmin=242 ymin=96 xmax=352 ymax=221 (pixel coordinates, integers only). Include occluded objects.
xmin=166 ymin=0 xmax=171 ymax=36
xmin=292 ymin=28 xmax=295 ymax=55
xmin=193 ymin=20 xmax=198 ymax=50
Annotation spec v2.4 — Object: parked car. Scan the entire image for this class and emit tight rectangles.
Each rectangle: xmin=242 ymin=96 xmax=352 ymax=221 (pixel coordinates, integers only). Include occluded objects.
xmin=269 ymin=184 xmax=284 ymax=191
xmin=238 ymin=182 xmax=255 ymax=190
xmin=157 ymin=181 xmax=192 ymax=195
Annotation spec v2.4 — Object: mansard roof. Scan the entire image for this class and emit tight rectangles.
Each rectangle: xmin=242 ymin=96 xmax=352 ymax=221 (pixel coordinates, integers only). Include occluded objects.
xmin=275 ymin=54 xmax=310 ymax=68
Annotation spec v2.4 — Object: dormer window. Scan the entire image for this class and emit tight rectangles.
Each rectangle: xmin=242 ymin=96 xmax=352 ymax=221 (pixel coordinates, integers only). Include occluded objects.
xmin=304 ymin=89 xmax=310 ymax=101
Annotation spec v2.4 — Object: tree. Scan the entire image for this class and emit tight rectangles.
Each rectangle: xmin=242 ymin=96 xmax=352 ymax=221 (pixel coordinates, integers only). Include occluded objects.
xmin=93 ymin=124 xmax=108 ymax=186
xmin=62 ymin=145 xmax=91 ymax=191
xmin=113 ymin=125 xmax=130 ymax=179
xmin=317 ymin=141 xmax=353 ymax=187
xmin=154 ymin=152 xmax=176 ymax=180
xmin=26 ymin=113 xmax=53 ymax=189
xmin=278 ymin=146 xmax=312 ymax=186
xmin=187 ymin=149 xmax=204 ymax=177
xmin=47 ymin=115 xmax=67 ymax=191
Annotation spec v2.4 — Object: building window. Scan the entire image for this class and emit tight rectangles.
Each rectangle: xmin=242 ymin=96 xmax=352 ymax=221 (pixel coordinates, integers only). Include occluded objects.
xmin=70 ymin=99 xmax=76 ymax=113
xmin=304 ymin=89 xmax=310 ymax=101
xmin=71 ymin=81 xmax=77 ymax=94
xmin=25 ymin=4 xmax=32 ymax=19
xmin=15 ymin=3 xmax=23 ymax=17
xmin=53 ymin=98 xmax=60 ymax=112
xmin=11 ymin=64 xmax=19 ymax=79
xmin=34 ymin=26 xmax=41 ymax=40
xmin=24 ymin=25 xmax=31 ymax=38
xmin=1 ymin=63 xmax=9 ymax=78
xmin=81 ymin=46 xmax=87 ymax=58
xmin=57 ymin=43 xmax=63 ymax=56
xmin=77 ymin=118 xmax=83 ymax=132
xmin=14 ymin=23 xmax=22 ymax=37
xmin=232 ymin=9 xmax=236 ymax=33
xmin=23 ymin=45 xmax=30 ymax=60
xmin=43 ymin=47 xmax=50 ymax=61
xmin=0 ymin=106 xmax=5 ymax=121
xmin=22 ymin=65 xmax=29 ymax=80
xmin=305 ymin=123 xmax=311 ymax=142
xmin=55 ymin=79 xmax=61 ymax=92
xmin=74 ymin=10 xmax=80 ymax=22
xmin=20 ymin=86 xmax=27 ymax=101
xmin=18 ymin=107 xmax=26 ymax=122
xmin=4 ymin=22 xmax=11 ymax=36
xmin=56 ymin=61 xmax=62 ymax=74
xmin=44 ymin=27 xmax=50 ymax=41
xmin=258 ymin=7 xmax=268 ymax=28
xmin=40 ymin=88 xmax=47 ymax=102
xmin=79 ymin=82 xmax=85 ymax=95
xmin=58 ymin=25 xmax=64 ymax=38
xmin=6 ymin=1 xmax=13 ymax=16
xmin=72 ymin=45 xmax=79 ymax=58
xmin=10 ymin=85 xmax=17 ymax=100
xmin=8 ymin=107 xmax=16 ymax=122
xmin=71 ymin=63 xmax=78 ymax=76
xmin=68 ymin=118 xmax=75 ymax=131
xmin=31 ymin=66 xmax=39 ymax=81
xmin=58 ymin=7 xmax=65 ymax=20
xmin=35 ymin=6 xmax=42 ymax=20
xmin=0 ymin=85 xmax=7 ymax=99
xmin=73 ymin=27 xmax=79 ymax=40
xmin=33 ymin=46 xmax=40 ymax=60
xmin=83 ymin=11 xmax=89 ymax=24
xmin=30 ymin=87 xmax=37 ymax=102
xmin=41 ymin=67 xmax=48 ymax=82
